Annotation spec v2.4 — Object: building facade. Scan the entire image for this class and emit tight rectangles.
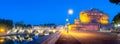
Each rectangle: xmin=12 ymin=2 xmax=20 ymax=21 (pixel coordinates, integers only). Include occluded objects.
xmin=68 ymin=8 xmax=110 ymax=31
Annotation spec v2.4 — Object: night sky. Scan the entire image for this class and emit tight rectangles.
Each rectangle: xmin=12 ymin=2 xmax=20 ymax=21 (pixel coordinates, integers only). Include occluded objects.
xmin=0 ymin=0 xmax=120 ymax=25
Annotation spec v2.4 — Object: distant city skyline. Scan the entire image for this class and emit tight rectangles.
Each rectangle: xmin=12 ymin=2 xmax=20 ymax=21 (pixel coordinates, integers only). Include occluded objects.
xmin=0 ymin=0 xmax=120 ymax=25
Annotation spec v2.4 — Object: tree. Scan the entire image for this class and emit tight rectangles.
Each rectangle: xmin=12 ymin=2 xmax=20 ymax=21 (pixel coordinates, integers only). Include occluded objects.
xmin=43 ymin=23 xmax=56 ymax=27
xmin=109 ymin=0 xmax=120 ymax=5
xmin=110 ymin=0 xmax=120 ymax=30
xmin=112 ymin=13 xmax=120 ymax=30
xmin=15 ymin=21 xmax=24 ymax=28
xmin=112 ymin=13 xmax=120 ymax=24
xmin=26 ymin=24 xmax=32 ymax=29
xmin=15 ymin=21 xmax=32 ymax=29
xmin=0 ymin=19 xmax=13 ymax=30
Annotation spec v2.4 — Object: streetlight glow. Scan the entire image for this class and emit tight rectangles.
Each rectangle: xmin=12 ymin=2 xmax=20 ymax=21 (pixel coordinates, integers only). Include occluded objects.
xmin=66 ymin=18 xmax=69 ymax=22
xmin=0 ymin=38 xmax=5 ymax=43
xmin=68 ymin=9 xmax=73 ymax=15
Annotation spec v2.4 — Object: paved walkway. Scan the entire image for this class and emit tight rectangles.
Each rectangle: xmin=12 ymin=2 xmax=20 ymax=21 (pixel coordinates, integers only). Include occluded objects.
xmin=56 ymin=30 xmax=119 ymax=44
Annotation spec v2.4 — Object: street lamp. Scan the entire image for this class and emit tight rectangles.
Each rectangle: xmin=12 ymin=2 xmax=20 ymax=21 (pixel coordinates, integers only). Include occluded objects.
xmin=66 ymin=18 xmax=69 ymax=22
xmin=66 ymin=9 xmax=73 ymax=33
xmin=68 ymin=9 xmax=73 ymax=15
xmin=67 ymin=9 xmax=73 ymax=23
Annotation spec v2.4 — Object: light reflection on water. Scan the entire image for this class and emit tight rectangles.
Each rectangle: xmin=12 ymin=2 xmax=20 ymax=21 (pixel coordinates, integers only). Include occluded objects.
xmin=0 ymin=29 xmax=56 ymax=44
xmin=0 ymin=34 xmax=43 ymax=44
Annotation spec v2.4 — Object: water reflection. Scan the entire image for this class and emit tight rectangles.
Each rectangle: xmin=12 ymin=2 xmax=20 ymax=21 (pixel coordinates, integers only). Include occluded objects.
xmin=0 ymin=29 xmax=57 ymax=44
xmin=0 ymin=34 xmax=44 ymax=44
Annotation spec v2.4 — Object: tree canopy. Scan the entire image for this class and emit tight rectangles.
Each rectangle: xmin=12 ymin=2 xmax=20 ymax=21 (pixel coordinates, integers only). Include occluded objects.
xmin=112 ymin=13 xmax=120 ymax=24
xmin=110 ymin=0 xmax=120 ymax=5
xmin=0 ymin=19 xmax=13 ymax=29
xmin=15 ymin=21 xmax=32 ymax=29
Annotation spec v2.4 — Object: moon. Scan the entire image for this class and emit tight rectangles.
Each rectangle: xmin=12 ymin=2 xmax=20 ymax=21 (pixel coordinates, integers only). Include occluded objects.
xmin=68 ymin=9 xmax=73 ymax=15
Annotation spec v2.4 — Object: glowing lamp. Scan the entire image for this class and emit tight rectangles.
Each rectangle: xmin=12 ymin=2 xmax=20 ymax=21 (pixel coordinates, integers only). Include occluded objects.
xmin=0 ymin=29 xmax=5 ymax=32
xmin=68 ymin=9 xmax=73 ymax=15
xmin=0 ymin=38 xmax=5 ymax=43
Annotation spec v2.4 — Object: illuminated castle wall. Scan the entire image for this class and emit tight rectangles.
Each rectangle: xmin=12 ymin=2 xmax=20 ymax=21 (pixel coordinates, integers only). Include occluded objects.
xmin=68 ymin=8 xmax=109 ymax=31
xmin=80 ymin=8 xmax=109 ymax=24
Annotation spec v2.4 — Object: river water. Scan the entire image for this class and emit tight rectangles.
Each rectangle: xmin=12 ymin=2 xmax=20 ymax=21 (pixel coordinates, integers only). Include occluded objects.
xmin=0 ymin=34 xmax=45 ymax=44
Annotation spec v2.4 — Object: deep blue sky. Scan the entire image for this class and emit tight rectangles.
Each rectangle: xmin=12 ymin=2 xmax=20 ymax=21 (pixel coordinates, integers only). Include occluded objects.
xmin=0 ymin=0 xmax=120 ymax=25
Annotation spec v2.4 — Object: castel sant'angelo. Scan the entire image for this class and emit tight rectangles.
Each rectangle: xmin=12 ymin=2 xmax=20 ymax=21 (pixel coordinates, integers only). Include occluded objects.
xmin=68 ymin=8 xmax=113 ymax=31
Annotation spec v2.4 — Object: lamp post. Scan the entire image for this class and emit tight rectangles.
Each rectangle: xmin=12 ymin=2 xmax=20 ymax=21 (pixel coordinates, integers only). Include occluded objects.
xmin=66 ymin=9 xmax=73 ymax=33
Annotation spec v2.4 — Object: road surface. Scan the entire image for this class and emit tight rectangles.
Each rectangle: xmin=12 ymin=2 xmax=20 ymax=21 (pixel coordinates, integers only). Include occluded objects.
xmin=56 ymin=30 xmax=119 ymax=44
